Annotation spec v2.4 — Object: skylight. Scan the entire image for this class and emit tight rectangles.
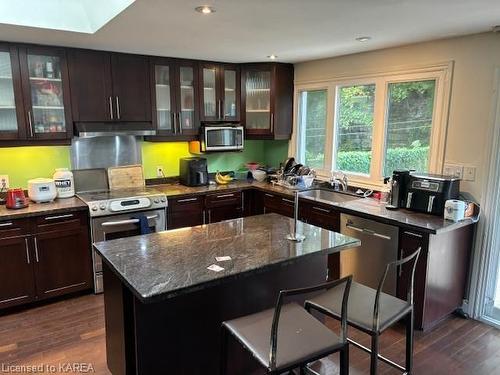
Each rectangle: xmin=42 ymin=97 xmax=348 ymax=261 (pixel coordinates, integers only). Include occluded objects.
xmin=0 ymin=0 xmax=135 ymax=34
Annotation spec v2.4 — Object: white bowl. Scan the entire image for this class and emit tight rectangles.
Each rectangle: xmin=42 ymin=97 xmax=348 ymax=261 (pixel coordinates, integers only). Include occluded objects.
xmin=252 ymin=170 xmax=267 ymax=182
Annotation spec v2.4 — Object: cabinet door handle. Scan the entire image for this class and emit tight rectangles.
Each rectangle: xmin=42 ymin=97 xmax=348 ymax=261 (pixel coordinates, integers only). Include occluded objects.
xmin=215 ymin=193 xmax=234 ymax=199
xmin=202 ymin=209 xmax=206 ymax=224
xmin=264 ymin=193 xmax=274 ymax=198
xmin=312 ymin=206 xmax=330 ymax=213
xmin=27 ymin=111 xmax=33 ymax=137
xmin=34 ymin=237 xmax=39 ymax=263
xmin=44 ymin=214 xmax=74 ymax=221
xmin=109 ymin=97 xmax=114 ymax=120
xmin=177 ymin=197 xmax=198 ymax=203
xmin=403 ymin=231 xmax=423 ymax=238
xmin=270 ymin=113 xmax=274 ymax=133
xmin=115 ymin=96 xmax=121 ymax=120
xmin=177 ymin=112 xmax=182 ymax=134
xmin=282 ymin=198 xmax=294 ymax=204
xmin=24 ymin=237 xmax=30 ymax=264
xmin=171 ymin=112 xmax=177 ymax=134
xmin=0 ymin=222 xmax=13 ymax=227
xmin=208 ymin=209 xmax=212 ymax=223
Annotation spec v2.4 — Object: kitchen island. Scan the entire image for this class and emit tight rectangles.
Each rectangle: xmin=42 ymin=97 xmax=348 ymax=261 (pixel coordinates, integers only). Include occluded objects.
xmin=94 ymin=213 xmax=360 ymax=374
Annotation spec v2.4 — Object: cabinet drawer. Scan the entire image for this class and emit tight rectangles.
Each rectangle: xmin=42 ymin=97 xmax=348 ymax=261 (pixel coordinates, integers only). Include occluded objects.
xmin=0 ymin=218 xmax=30 ymax=239
xmin=205 ymin=191 xmax=242 ymax=209
xmin=34 ymin=211 xmax=88 ymax=233
xmin=263 ymin=193 xmax=294 ymax=218
xmin=169 ymin=196 xmax=205 ymax=213
xmin=299 ymin=200 xmax=340 ymax=232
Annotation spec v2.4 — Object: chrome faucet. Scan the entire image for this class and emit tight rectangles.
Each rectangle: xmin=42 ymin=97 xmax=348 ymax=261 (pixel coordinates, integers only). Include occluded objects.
xmin=286 ymin=187 xmax=331 ymax=242
xmin=329 ymin=171 xmax=348 ymax=192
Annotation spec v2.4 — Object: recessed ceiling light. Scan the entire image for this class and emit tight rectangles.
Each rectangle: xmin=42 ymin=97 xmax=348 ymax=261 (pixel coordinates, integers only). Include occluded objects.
xmin=195 ymin=5 xmax=215 ymax=14
xmin=355 ymin=36 xmax=372 ymax=42
xmin=267 ymin=54 xmax=278 ymax=60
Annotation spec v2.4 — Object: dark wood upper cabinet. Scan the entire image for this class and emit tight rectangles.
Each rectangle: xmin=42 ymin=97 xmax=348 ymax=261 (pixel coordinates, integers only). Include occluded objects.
xmin=68 ymin=49 xmax=151 ymax=123
xmin=0 ymin=44 xmax=72 ymax=144
xmin=241 ymin=63 xmax=293 ymax=140
xmin=111 ymin=53 xmax=151 ymax=122
xmin=150 ymin=58 xmax=199 ymax=139
xmin=18 ymin=46 xmax=73 ymax=140
xmin=68 ymin=49 xmax=113 ymax=122
xmin=0 ymin=44 xmax=26 ymax=141
xmin=199 ymin=63 xmax=240 ymax=122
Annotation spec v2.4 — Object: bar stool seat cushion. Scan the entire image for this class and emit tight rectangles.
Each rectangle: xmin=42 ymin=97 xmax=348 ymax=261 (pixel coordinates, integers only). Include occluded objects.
xmin=307 ymin=281 xmax=412 ymax=333
xmin=223 ymin=303 xmax=344 ymax=370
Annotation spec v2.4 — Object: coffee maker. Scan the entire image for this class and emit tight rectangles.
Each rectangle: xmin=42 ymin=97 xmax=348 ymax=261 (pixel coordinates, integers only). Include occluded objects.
xmin=386 ymin=170 xmax=411 ymax=209
xmin=179 ymin=157 xmax=209 ymax=187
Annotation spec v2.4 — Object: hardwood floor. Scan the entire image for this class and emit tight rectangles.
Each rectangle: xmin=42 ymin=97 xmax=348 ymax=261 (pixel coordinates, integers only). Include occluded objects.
xmin=0 ymin=294 xmax=499 ymax=374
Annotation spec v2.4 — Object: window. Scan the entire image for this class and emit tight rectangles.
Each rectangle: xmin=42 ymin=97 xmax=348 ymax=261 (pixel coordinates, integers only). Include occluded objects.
xmin=293 ymin=64 xmax=451 ymax=188
xmin=384 ymin=80 xmax=436 ymax=176
xmin=335 ymin=84 xmax=375 ymax=175
xmin=297 ymin=89 xmax=328 ymax=169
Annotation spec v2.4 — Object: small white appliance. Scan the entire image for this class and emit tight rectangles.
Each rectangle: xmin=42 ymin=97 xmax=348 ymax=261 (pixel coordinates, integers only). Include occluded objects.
xmin=28 ymin=178 xmax=57 ymax=203
xmin=53 ymin=168 xmax=75 ymax=198
xmin=444 ymin=199 xmax=467 ymax=222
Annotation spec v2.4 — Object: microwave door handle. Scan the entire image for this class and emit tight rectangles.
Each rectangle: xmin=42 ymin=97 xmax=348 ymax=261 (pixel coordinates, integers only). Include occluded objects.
xmin=101 ymin=215 xmax=159 ymax=227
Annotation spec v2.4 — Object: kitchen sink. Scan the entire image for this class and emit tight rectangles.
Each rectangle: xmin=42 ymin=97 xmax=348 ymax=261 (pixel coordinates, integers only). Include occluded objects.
xmin=300 ymin=189 xmax=360 ymax=204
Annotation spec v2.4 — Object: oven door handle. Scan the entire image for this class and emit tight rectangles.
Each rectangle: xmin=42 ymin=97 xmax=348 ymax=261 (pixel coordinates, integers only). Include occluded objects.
xmin=100 ymin=215 xmax=159 ymax=227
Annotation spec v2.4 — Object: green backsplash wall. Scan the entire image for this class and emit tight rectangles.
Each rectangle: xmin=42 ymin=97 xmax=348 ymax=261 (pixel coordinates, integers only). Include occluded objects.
xmin=0 ymin=140 xmax=290 ymax=188
xmin=0 ymin=146 xmax=71 ymax=188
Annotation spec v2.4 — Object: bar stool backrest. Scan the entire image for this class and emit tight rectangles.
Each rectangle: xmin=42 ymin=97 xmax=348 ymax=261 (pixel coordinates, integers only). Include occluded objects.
xmin=268 ymin=275 xmax=353 ymax=370
xmin=373 ymin=247 xmax=421 ymax=332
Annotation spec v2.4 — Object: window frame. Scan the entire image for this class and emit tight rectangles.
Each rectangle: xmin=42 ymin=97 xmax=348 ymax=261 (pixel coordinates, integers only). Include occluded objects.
xmin=291 ymin=62 xmax=453 ymax=190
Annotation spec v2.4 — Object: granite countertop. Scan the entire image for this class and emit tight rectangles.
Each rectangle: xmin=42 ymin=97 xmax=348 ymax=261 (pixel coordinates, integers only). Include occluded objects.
xmin=94 ymin=213 xmax=360 ymax=302
xmin=0 ymin=197 xmax=88 ymax=221
xmin=151 ymin=180 xmax=477 ymax=234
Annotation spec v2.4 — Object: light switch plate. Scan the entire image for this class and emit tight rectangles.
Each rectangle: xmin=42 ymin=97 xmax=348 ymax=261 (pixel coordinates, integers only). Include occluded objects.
xmin=463 ymin=166 xmax=476 ymax=181
xmin=0 ymin=175 xmax=9 ymax=189
xmin=443 ymin=164 xmax=463 ymax=179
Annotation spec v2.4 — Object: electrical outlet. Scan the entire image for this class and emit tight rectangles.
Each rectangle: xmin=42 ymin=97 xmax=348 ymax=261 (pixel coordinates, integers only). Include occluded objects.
xmin=0 ymin=175 xmax=9 ymax=189
xmin=443 ymin=164 xmax=463 ymax=179
xmin=156 ymin=166 xmax=164 ymax=178
xmin=463 ymin=166 xmax=476 ymax=181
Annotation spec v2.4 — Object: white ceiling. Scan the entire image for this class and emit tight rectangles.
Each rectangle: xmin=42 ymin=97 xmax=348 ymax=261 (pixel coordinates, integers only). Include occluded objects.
xmin=0 ymin=0 xmax=499 ymax=63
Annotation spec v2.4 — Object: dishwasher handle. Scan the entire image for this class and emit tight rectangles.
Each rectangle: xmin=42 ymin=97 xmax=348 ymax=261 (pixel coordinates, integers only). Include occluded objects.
xmin=345 ymin=223 xmax=392 ymax=241
xmin=101 ymin=215 xmax=159 ymax=227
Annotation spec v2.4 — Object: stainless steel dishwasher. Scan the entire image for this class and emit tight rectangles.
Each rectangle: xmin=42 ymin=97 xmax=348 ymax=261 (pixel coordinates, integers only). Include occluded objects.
xmin=340 ymin=214 xmax=399 ymax=295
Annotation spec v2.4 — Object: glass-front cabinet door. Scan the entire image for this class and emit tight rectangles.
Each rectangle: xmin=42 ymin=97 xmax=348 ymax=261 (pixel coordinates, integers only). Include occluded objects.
xmin=152 ymin=59 xmax=199 ymax=137
xmin=0 ymin=45 xmax=25 ymax=140
xmin=19 ymin=47 xmax=72 ymax=140
xmin=222 ymin=66 xmax=240 ymax=121
xmin=154 ymin=64 xmax=174 ymax=133
xmin=200 ymin=65 xmax=218 ymax=121
xmin=178 ymin=65 xmax=197 ymax=134
xmin=244 ymin=68 xmax=272 ymax=134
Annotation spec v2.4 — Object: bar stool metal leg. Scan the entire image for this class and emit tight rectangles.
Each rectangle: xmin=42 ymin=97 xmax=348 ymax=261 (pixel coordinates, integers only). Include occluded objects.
xmin=370 ymin=333 xmax=379 ymax=375
xmin=340 ymin=345 xmax=349 ymax=375
xmin=405 ymin=310 xmax=415 ymax=374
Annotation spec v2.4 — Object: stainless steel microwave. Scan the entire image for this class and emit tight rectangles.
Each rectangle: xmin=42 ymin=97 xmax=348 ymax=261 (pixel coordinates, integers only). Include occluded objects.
xmin=201 ymin=125 xmax=244 ymax=152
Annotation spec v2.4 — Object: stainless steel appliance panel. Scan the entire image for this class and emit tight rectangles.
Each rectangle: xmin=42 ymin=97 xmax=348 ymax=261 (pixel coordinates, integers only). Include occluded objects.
xmin=201 ymin=125 xmax=244 ymax=151
xmin=71 ymin=135 xmax=141 ymax=170
xmin=91 ymin=208 xmax=166 ymax=292
xmin=340 ymin=214 xmax=399 ymax=295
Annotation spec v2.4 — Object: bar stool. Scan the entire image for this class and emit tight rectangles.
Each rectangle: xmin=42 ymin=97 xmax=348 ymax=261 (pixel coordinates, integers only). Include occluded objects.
xmin=305 ymin=248 xmax=421 ymax=375
xmin=220 ymin=275 xmax=353 ymax=375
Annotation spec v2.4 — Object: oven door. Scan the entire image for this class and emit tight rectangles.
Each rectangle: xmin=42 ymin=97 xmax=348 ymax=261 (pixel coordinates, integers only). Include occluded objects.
xmin=203 ymin=126 xmax=244 ymax=151
xmin=91 ymin=209 xmax=166 ymax=274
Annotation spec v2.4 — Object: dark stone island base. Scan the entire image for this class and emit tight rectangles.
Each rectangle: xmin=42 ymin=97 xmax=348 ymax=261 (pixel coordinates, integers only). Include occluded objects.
xmin=103 ymin=255 xmax=328 ymax=374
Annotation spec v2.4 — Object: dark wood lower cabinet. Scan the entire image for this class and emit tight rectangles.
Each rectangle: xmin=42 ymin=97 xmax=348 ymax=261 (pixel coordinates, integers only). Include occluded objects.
xmin=33 ymin=227 xmax=92 ymax=299
xmin=0 ymin=235 xmax=36 ymax=309
xmin=168 ymin=196 xmax=205 ymax=230
xmin=0 ymin=211 xmax=93 ymax=310
xmin=205 ymin=191 xmax=243 ymax=224
xmin=261 ymin=191 xmax=294 ymax=218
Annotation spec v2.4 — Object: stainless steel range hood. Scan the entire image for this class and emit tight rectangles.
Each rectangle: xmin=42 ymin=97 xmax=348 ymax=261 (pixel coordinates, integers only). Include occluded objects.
xmin=75 ymin=122 xmax=156 ymax=137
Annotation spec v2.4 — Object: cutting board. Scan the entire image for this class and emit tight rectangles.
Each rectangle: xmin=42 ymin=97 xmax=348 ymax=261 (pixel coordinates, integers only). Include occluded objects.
xmin=108 ymin=165 xmax=145 ymax=190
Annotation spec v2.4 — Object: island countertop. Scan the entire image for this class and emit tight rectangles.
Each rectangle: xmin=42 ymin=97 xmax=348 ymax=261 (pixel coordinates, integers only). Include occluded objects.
xmin=94 ymin=213 xmax=360 ymax=302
